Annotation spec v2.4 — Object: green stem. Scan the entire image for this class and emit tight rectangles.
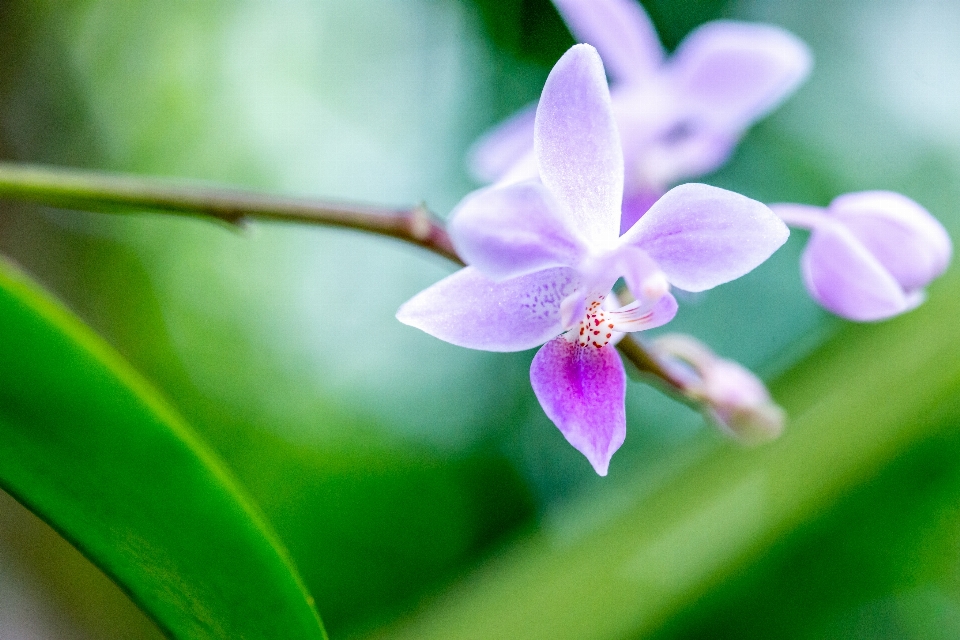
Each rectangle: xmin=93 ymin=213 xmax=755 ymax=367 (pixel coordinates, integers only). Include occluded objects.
xmin=0 ymin=161 xmax=462 ymax=264
xmin=0 ymin=161 xmax=688 ymax=395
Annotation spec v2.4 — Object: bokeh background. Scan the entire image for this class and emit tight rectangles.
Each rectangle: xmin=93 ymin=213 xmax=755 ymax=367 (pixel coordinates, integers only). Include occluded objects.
xmin=1 ymin=0 xmax=960 ymax=638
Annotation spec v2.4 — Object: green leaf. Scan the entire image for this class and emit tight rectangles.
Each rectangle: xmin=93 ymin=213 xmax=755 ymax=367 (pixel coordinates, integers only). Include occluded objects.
xmin=654 ymin=419 xmax=960 ymax=639
xmin=369 ymin=268 xmax=960 ymax=640
xmin=0 ymin=256 xmax=326 ymax=640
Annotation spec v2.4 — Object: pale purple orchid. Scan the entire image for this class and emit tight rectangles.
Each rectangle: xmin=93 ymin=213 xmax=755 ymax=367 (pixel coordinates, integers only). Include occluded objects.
xmin=469 ymin=0 xmax=812 ymax=232
xmin=398 ymin=45 xmax=788 ymax=475
xmin=773 ymin=192 xmax=952 ymax=321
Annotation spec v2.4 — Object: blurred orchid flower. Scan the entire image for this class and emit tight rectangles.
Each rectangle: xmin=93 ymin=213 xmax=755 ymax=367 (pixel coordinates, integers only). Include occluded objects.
xmin=773 ymin=192 xmax=952 ymax=321
xmin=469 ymin=0 xmax=812 ymax=233
xmin=398 ymin=45 xmax=788 ymax=475
xmin=653 ymin=334 xmax=785 ymax=442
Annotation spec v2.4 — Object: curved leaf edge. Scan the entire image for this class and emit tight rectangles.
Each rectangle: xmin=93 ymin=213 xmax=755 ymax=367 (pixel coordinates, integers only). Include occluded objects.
xmin=0 ymin=255 xmax=325 ymax=638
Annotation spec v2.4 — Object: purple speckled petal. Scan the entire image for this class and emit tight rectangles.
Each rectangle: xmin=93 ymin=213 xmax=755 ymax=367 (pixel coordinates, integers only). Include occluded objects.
xmin=551 ymin=0 xmax=664 ymax=84
xmin=621 ymin=183 xmax=789 ymax=291
xmin=829 ymin=191 xmax=952 ymax=292
xmin=535 ymin=44 xmax=624 ymax=247
xmin=802 ymin=221 xmax=916 ymax=321
xmin=396 ymin=267 xmax=578 ymax=352
xmin=530 ymin=337 xmax=626 ymax=475
xmin=668 ymin=21 xmax=812 ymax=132
xmin=467 ymin=103 xmax=537 ymax=184
xmin=448 ymin=181 xmax=586 ymax=281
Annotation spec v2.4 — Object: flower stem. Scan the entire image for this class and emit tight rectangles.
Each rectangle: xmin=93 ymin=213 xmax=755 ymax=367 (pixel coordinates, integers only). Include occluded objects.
xmin=616 ymin=330 xmax=689 ymax=396
xmin=0 ymin=161 xmax=687 ymax=395
xmin=0 ymin=161 xmax=462 ymax=264
xmin=770 ymin=203 xmax=825 ymax=230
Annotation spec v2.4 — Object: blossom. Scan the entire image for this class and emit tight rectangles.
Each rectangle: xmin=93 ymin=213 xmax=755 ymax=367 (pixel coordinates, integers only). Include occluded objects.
xmin=469 ymin=0 xmax=812 ymax=232
xmin=772 ymin=192 xmax=952 ymax=321
xmin=652 ymin=334 xmax=784 ymax=442
xmin=398 ymin=45 xmax=788 ymax=475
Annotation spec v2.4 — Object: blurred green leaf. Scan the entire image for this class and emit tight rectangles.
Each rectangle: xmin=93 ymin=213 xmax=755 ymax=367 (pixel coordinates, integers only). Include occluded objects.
xmin=0 ymin=256 xmax=326 ymax=640
xmin=367 ymin=266 xmax=960 ymax=640
xmin=218 ymin=424 xmax=535 ymax=636
xmin=654 ymin=421 xmax=960 ymax=640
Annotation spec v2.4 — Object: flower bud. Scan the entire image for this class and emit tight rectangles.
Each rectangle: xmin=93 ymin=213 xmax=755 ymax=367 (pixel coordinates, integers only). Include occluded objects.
xmin=653 ymin=334 xmax=785 ymax=442
xmin=774 ymin=192 xmax=952 ymax=321
xmin=697 ymin=358 xmax=785 ymax=442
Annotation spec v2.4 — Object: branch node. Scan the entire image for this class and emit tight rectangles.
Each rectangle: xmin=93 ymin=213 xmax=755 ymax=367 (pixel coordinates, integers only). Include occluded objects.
xmin=408 ymin=204 xmax=433 ymax=241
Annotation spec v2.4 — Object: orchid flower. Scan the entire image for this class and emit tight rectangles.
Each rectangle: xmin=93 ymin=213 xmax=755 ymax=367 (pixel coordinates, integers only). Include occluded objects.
xmin=773 ymin=192 xmax=952 ymax=321
xmin=469 ymin=0 xmax=812 ymax=232
xmin=398 ymin=45 xmax=788 ymax=475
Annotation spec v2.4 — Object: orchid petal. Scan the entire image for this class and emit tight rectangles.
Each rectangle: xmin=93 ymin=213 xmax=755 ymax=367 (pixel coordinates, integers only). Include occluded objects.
xmin=609 ymin=292 xmax=678 ymax=332
xmin=560 ymin=292 xmax=587 ymax=329
xmin=634 ymin=127 xmax=737 ymax=191
xmin=829 ymin=191 xmax=952 ymax=291
xmin=615 ymin=246 xmax=663 ymax=302
xmin=396 ymin=267 xmax=577 ymax=352
xmin=448 ymin=181 xmax=586 ymax=281
xmin=619 ymin=188 xmax=661 ymax=236
xmin=802 ymin=221 xmax=917 ymax=321
xmin=530 ymin=337 xmax=626 ymax=475
xmin=669 ymin=21 xmax=812 ymax=132
xmin=467 ymin=103 xmax=537 ymax=183
xmin=611 ymin=84 xmax=736 ymax=192
xmin=496 ymin=149 xmax=539 ymax=187
xmin=621 ymin=183 xmax=789 ymax=292
xmin=535 ymin=44 xmax=624 ymax=247
xmin=551 ymin=0 xmax=664 ymax=84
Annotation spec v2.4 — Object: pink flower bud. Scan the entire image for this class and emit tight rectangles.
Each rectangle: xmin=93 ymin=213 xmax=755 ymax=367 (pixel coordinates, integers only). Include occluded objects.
xmin=653 ymin=335 xmax=785 ymax=442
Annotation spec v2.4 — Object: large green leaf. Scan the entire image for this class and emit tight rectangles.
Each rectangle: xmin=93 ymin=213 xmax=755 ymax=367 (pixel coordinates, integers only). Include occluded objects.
xmin=369 ymin=267 xmax=960 ymax=640
xmin=0 ymin=256 xmax=326 ymax=640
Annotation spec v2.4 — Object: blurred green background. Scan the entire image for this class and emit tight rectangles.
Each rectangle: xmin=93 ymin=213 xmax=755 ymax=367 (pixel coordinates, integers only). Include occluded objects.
xmin=1 ymin=0 xmax=959 ymax=638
